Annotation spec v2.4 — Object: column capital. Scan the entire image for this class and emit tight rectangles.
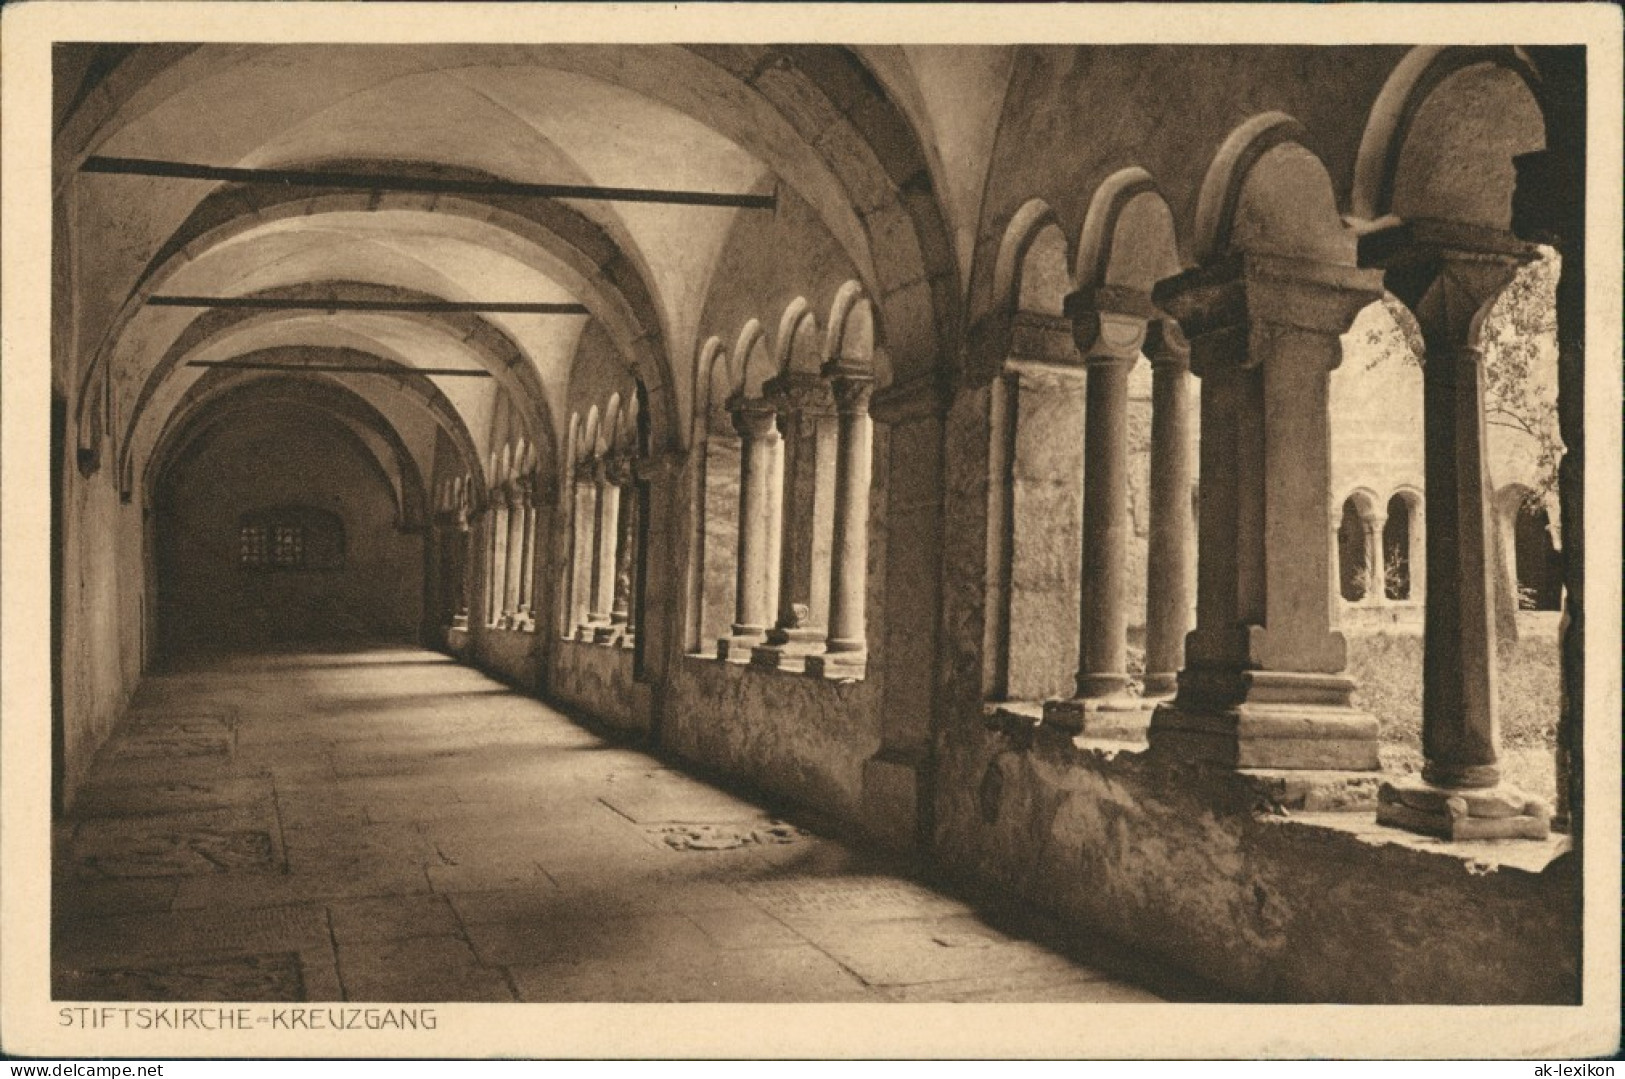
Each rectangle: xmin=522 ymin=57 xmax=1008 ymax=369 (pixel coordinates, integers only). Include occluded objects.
xmin=1066 ymin=285 xmax=1155 ymax=365
xmin=603 ymin=453 xmax=636 ymax=487
xmin=1143 ymin=317 xmax=1191 ymax=372
xmin=1357 ymin=219 xmax=1537 ymax=350
xmin=762 ymin=371 xmax=836 ymax=416
xmin=727 ymin=394 xmax=780 ymax=439
xmin=1153 ymin=252 xmax=1383 ymax=374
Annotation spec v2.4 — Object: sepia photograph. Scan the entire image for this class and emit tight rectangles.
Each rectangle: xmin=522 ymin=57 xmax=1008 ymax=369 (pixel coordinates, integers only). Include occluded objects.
xmin=3 ymin=1 xmax=1620 ymax=1061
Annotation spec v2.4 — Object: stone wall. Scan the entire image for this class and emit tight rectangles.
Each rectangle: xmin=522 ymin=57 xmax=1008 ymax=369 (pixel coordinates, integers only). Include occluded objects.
xmin=664 ymin=657 xmax=880 ymax=822
xmin=470 ymin=626 xmax=541 ymax=692
xmin=932 ymin=719 xmax=1579 ymax=1003
xmin=551 ymin=638 xmax=650 ymax=736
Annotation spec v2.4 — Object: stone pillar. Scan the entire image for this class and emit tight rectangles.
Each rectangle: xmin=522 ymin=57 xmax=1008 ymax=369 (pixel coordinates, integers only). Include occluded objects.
xmin=588 ymin=459 xmax=620 ymax=635
xmin=501 ymin=486 xmax=525 ymax=626
xmin=806 ymin=370 xmax=874 ymax=678
xmin=765 ymin=435 xmax=785 ymax=621
xmin=604 ymin=455 xmax=636 ymax=643
xmin=1514 ymin=100 xmax=1584 ymax=835
xmin=753 ymin=373 xmax=838 ymax=671
xmin=488 ymin=498 xmax=509 ymax=627
xmin=718 ymin=398 xmax=780 ymax=660
xmin=1142 ymin=318 xmax=1195 ymax=698
xmin=1147 ymin=253 xmax=1384 ymax=770
xmin=1362 ymin=221 xmax=1549 ymax=838
xmin=1045 ymin=290 xmax=1150 ymax=733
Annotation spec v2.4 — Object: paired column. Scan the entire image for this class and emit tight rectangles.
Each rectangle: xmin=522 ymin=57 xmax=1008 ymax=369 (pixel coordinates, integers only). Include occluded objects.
xmin=1045 ymin=290 xmax=1150 ymax=732
xmin=1362 ymin=221 xmax=1549 ymax=839
xmin=452 ymin=512 xmax=471 ymax=630
xmin=806 ymin=368 xmax=875 ymax=679
xmin=1357 ymin=504 xmax=1387 ymax=602
xmin=753 ymin=373 xmax=838 ymax=671
xmin=604 ymin=454 xmax=636 ymax=644
xmin=718 ymin=397 xmax=782 ymax=661
xmin=1141 ymin=318 xmax=1195 ymax=698
xmin=1147 ymin=253 xmax=1384 ymax=770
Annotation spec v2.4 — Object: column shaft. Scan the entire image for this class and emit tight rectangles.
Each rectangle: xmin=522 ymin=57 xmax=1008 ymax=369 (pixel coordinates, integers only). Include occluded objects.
xmin=489 ymin=502 xmax=509 ymax=626
xmin=721 ymin=401 xmax=779 ymax=657
xmin=755 ymin=375 xmax=837 ymax=669
xmin=823 ymin=378 xmax=874 ymax=656
xmin=590 ymin=470 xmax=620 ymax=627
xmin=503 ymin=492 xmax=525 ymax=621
xmin=1143 ymin=325 xmax=1194 ymax=696
xmin=517 ymin=498 xmax=536 ymax=616
xmin=1076 ymin=353 xmax=1134 ymax=698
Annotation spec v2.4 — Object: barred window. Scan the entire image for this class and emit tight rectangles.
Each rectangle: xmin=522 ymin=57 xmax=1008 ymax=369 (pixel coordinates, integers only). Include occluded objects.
xmin=238 ymin=507 xmax=344 ymax=571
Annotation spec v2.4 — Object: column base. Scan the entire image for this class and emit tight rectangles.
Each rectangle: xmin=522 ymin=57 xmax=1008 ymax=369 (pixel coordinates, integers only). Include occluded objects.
xmin=1376 ymin=781 xmax=1551 ymax=840
xmin=805 ymin=649 xmax=866 ymax=680
xmin=1149 ymin=669 xmax=1380 ymax=770
xmin=717 ymin=632 xmax=764 ymax=663
xmin=1041 ymin=695 xmax=1153 ymax=739
xmin=618 ymin=632 xmax=636 ymax=652
xmin=592 ymin=624 xmax=623 ymax=645
xmin=1140 ymin=672 xmax=1178 ymax=699
xmin=750 ymin=631 xmax=827 ymax=672
xmin=575 ymin=624 xmax=603 ymax=643
xmin=861 ymin=745 xmax=928 ymax=851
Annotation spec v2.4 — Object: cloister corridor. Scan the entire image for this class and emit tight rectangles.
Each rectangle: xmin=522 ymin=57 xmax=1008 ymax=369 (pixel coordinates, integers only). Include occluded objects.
xmin=51 ymin=645 xmax=1171 ymax=1004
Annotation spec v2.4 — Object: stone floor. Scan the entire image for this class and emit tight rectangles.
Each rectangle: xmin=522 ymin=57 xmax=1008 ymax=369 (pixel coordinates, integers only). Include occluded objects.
xmin=53 ymin=644 xmax=1169 ymax=1004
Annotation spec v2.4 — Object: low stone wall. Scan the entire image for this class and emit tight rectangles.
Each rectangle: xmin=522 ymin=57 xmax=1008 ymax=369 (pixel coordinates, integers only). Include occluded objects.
xmin=664 ymin=656 xmax=881 ymax=824
xmin=551 ymin=638 xmax=649 ymax=735
xmin=933 ymin=717 xmax=1579 ymax=1004
xmin=473 ymin=627 xmax=541 ymax=691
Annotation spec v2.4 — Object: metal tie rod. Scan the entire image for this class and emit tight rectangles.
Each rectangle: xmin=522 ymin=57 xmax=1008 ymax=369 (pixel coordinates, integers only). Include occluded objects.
xmin=151 ymin=295 xmax=589 ymax=315
xmin=83 ymin=156 xmax=776 ymax=210
xmin=188 ymin=360 xmax=491 ymax=378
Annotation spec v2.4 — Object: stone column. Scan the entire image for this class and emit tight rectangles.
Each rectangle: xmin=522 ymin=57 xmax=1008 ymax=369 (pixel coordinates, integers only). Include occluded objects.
xmin=806 ymin=370 xmax=875 ymax=678
xmin=1362 ymin=221 xmax=1549 ymax=839
xmin=1147 ymin=253 xmax=1384 ymax=770
xmin=753 ymin=373 xmax=838 ymax=671
xmin=515 ymin=483 xmax=537 ymax=629
xmin=718 ymin=397 xmax=780 ymax=660
xmin=1045 ymin=290 xmax=1149 ymax=733
xmin=1361 ymin=507 xmax=1387 ymax=602
xmin=570 ymin=470 xmax=596 ymax=637
xmin=765 ymin=434 xmax=785 ymax=622
xmin=1142 ymin=318 xmax=1195 ymax=698
xmin=452 ymin=513 xmax=470 ymax=630
xmin=1407 ymin=499 xmax=1427 ymax=603
xmin=488 ymin=498 xmax=509 ymax=627
xmin=604 ymin=454 xmax=636 ymax=643
xmin=588 ymin=458 xmax=620 ymax=636
xmin=501 ymin=486 xmax=525 ymax=627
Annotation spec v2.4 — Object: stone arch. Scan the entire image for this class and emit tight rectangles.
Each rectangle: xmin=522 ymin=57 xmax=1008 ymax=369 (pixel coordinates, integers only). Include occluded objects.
xmin=825 ymin=281 xmax=878 ymax=378
xmin=1194 ymin=112 xmax=1355 ymax=265
xmin=1384 ymin=485 xmax=1425 ymax=602
xmin=582 ymin=406 xmax=602 ymax=465
xmin=148 ymin=375 xmax=429 ymax=533
xmin=694 ymin=336 xmax=734 ymax=440
xmin=60 ymin=45 xmax=964 ymax=443
xmin=599 ymin=394 xmax=623 ymax=458
xmin=1494 ymin=482 xmax=1561 ymax=613
xmin=734 ymin=320 xmax=774 ymax=398
xmin=1352 ymin=46 xmax=1545 ymax=226
xmin=126 ymin=344 xmax=485 ymax=509
xmin=76 ymin=187 xmax=671 ymax=462
xmin=1076 ymin=168 xmax=1184 ymax=297
xmin=965 ymin=199 xmax=1072 ymax=383
xmin=1337 ymin=487 xmax=1383 ymax=603
xmin=774 ymin=297 xmax=823 ymax=378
